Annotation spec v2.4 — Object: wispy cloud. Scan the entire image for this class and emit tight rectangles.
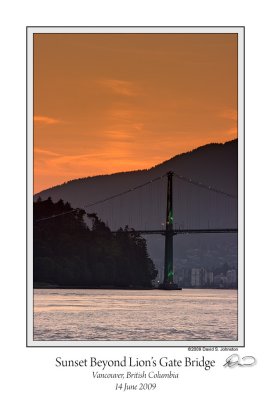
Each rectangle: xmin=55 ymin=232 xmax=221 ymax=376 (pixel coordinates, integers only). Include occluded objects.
xmin=34 ymin=115 xmax=62 ymax=125
xmin=99 ymin=79 xmax=139 ymax=97
xmin=104 ymin=130 xmax=135 ymax=143
xmin=34 ymin=147 xmax=61 ymax=156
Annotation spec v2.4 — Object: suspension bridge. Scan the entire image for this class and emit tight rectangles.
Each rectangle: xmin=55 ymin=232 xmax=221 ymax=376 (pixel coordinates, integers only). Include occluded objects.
xmin=36 ymin=171 xmax=238 ymax=290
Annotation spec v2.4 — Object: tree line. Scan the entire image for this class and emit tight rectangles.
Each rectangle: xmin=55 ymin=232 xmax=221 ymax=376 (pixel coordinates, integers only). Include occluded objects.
xmin=33 ymin=197 xmax=157 ymax=288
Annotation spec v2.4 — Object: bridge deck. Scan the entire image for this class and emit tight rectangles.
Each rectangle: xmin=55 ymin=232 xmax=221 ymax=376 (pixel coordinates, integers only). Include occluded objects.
xmin=111 ymin=228 xmax=238 ymax=235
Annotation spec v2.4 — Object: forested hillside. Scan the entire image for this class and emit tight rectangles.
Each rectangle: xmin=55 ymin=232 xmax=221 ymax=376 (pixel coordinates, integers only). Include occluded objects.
xmin=34 ymin=198 xmax=157 ymax=288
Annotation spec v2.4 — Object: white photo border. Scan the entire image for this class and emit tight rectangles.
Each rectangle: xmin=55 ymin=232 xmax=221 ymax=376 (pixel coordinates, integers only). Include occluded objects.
xmin=26 ymin=26 xmax=245 ymax=347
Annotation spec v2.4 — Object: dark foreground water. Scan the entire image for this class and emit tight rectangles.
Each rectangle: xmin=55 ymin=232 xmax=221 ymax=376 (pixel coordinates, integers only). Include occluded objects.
xmin=34 ymin=289 xmax=237 ymax=341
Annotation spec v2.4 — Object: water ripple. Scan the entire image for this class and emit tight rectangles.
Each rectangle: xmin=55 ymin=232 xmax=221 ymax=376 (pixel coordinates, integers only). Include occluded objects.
xmin=34 ymin=289 xmax=237 ymax=341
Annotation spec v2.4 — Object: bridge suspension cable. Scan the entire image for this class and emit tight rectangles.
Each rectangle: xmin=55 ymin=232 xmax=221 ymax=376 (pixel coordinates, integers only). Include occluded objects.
xmin=83 ymin=174 xmax=166 ymax=209
xmin=34 ymin=171 xmax=237 ymax=223
xmin=174 ymin=173 xmax=237 ymax=199
xmin=34 ymin=174 xmax=166 ymax=222
xmin=34 ymin=208 xmax=80 ymax=222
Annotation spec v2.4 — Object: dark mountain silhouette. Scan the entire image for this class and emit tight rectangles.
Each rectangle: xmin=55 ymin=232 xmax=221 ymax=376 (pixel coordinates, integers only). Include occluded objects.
xmin=35 ymin=139 xmax=237 ymax=204
xmin=34 ymin=139 xmax=238 ymax=278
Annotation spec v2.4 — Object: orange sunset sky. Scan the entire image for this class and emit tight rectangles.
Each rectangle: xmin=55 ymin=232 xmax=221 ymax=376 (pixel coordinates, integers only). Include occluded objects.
xmin=34 ymin=33 xmax=237 ymax=194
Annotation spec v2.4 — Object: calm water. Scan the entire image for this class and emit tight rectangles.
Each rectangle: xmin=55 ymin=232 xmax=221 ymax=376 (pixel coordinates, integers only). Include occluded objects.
xmin=34 ymin=289 xmax=237 ymax=341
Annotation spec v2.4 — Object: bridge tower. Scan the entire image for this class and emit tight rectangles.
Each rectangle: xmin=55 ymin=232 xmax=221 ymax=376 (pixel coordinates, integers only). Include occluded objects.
xmin=161 ymin=171 xmax=179 ymax=289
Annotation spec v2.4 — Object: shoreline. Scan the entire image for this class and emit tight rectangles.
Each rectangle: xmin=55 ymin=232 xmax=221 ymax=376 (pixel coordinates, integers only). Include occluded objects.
xmin=33 ymin=284 xmax=237 ymax=290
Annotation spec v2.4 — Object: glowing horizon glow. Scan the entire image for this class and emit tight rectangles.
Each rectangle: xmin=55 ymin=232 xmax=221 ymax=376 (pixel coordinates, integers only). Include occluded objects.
xmin=34 ymin=33 xmax=237 ymax=194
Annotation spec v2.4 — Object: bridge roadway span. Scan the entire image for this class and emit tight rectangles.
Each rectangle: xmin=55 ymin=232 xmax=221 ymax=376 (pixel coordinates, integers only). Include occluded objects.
xmin=111 ymin=228 xmax=238 ymax=235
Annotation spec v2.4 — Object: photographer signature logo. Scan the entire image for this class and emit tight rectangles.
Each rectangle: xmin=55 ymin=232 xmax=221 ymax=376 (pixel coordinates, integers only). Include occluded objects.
xmin=224 ymin=354 xmax=256 ymax=368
